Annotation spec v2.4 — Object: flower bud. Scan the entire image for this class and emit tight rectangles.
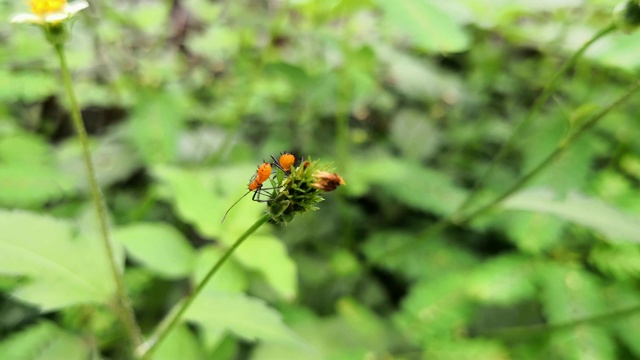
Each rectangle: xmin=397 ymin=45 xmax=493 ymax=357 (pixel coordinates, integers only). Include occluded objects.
xmin=614 ymin=1 xmax=640 ymax=33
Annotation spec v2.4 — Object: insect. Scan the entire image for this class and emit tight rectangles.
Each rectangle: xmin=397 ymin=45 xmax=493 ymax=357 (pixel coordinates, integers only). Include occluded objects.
xmin=271 ymin=152 xmax=295 ymax=173
xmin=221 ymin=153 xmax=296 ymax=223
xmin=221 ymin=162 xmax=272 ymax=223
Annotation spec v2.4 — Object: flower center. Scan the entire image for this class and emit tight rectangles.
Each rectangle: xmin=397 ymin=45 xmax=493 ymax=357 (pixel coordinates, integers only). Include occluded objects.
xmin=29 ymin=0 xmax=67 ymax=16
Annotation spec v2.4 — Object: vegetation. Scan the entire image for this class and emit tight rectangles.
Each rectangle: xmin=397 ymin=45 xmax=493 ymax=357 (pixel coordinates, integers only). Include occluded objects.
xmin=2 ymin=0 xmax=640 ymax=359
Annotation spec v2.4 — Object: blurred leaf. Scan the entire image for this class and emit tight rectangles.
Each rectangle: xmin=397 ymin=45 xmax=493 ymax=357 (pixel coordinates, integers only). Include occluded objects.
xmin=187 ymin=26 xmax=241 ymax=61
xmin=423 ymin=338 xmax=510 ymax=360
xmin=0 ymin=321 xmax=91 ymax=360
xmin=350 ymin=156 xmax=467 ymax=216
xmin=590 ymin=243 xmax=640 ymax=280
xmin=587 ymin=31 xmax=640 ymax=70
xmin=390 ymin=110 xmax=441 ymax=161
xmin=194 ymin=246 xmax=248 ymax=294
xmin=234 ymin=235 xmax=297 ymax=301
xmin=540 ymin=264 xmax=615 ymax=360
xmin=376 ymin=45 xmax=463 ymax=101
xmin=154 ymin=325 xmax=206 ymax=360
xmin=396 ymin=273 xmax=472 ymax=342
xmin=376 ymin=0 xmax=470 ymax=53
xmin=152 ymin=164 xmax=266 ymax=241
xmin=490 ymin=212 xmax=564 ymax=254
xmin=0 ymin=133 xmax=51 ymax=165
xmin=363 ymin=231 xmax=478 ymax=280
xmin=153 ymin=165 xmax=222 ymax=238
xmin=128 ymin=92 xmax=187 ymax=164
xmin=603 ymin=284 xmax=640 ymax=358
xmin=113 ymin=222 xmax=196 ymax=279
xmin=56 ymin=131 xmax=141 ymax=191
xmin=467 ymin=254 xmax=536 ymax=305
xmin=185 ymin=292 xmax=309 ymax=348
xmin=0 ymin=70 xmax=57 ymax=102
xmin=523 ymin=111 xmax=593 ymax=194
xmin=0 ymin=164 xmax=75 ymax=208
xmin=336 ymin=298 xmax=394 ymax=349
xmin=0 ymin=210 xmax=118 ymax=310
xmin=502 ymin=189 xmax=640 ymax=243
xmin=128 ymin=1 xmax=171 ymax=33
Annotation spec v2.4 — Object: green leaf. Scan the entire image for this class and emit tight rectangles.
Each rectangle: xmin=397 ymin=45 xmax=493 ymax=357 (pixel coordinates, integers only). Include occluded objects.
xmin=488 ymin=212 xmax=564 ymax=253
xmin=56 ymin=132 xmax=142 ymax=191
xmin=0 ymin=321 xmax=91 ymax=360
xmin=467 ymin=254 xmax=536 ymax=305
xmin=113 ymin=222 xmax=196 ymax=279
xmin=540 ymin=264 xmax=615 ymax=360
xmin=154 ymin=325 xmax=206 ymax=360
xmin=502 ymin=189 xmax=640 ymax=243
xmin=185 ymin=292 xmax=307 ymax=347
xmin=396 ymin=273 xmax=472 ymax=343
xmin=586 ymin=31 xmax=640 ymax=70
xmin=604 ymin=284 xmax=640 ymax=358
xmin=363 ymin=231 xmax=478 ymax=280
xmin=0 ymin=210 xmax=118 ymax=310
xmin=0 ymin=164 xmax=75 ymax=208
xmin=376 ymin=0 xmax=470 ymax=53
xmin=234 ymin=235 xmax=297 ymax=300
xmin=128 ymin=92 xmax=187 ymax=164
xmin=0 ymin=70 xmax=57 ymax=102
xmin=152 ymin=164 xmax=265 ymax=241
xmin=390 ymin=110 xmax=441 ymax=161
xmin=194 ymin=246 xmax=248 ymax=294
xmin=0 ymin=133 xmax=52 ymax=165
xmin=423 ymin=339 xmax=510 ymax=360
xmin=350 ymin=156 xmax=467 ymax=216
xmin=590 ymin=244 xmax=640 ymax=280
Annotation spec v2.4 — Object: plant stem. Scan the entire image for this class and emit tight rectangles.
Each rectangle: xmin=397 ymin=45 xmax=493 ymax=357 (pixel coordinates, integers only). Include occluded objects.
xmin=457 ymin=74 xmax=640 ymax=224
xmin=138 ymin=214 xmax=271 ymax=358
xmin=53 ymin=43 xmax=143 ymax=349
xmin=479 ymin=304 xmax=640 ymax=340
xmin=369 ymin=70 xmax=640 ymax=266
xmin=455 ymin=23 xmax=616 ymax=215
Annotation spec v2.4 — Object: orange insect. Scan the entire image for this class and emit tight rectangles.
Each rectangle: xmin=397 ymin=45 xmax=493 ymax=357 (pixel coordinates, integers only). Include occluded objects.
xmin=221 ymin=162 xmax=273 ymax=223
xmin=221 ymin=153 xmax=297 ymax=223
xmin=271 ymin=152 xmax=295 ymax=173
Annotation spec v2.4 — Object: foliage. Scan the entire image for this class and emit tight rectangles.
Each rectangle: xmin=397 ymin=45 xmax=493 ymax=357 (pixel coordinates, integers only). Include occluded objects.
xmin=2 ymin=0 xmax=640 ymax=359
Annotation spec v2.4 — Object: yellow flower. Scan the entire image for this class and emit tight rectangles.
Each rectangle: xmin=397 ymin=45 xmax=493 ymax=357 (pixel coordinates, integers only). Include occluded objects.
xmin=11 ymin=0 xmax=88 ymax=24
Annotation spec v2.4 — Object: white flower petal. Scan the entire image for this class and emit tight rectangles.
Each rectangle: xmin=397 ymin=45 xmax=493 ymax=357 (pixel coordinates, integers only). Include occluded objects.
xmin=43 ymin=12 xmax=69 ymax=23
xmin=10 ymin=13 xmax=43 ymax=24
xmin=65 ymin=1 xmax=89 ymax=15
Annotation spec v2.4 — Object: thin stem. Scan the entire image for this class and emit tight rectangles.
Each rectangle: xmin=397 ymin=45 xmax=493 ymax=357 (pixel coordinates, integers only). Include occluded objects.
xmin=479 ymin=304 xmax=640 ymax=340
xmin=458 ymin=74 xmax=640 ymax=224
xmin=138 ymin=214 xmax=271 ymax=358
xmin=53 ymin=43 xmax=143 ymax=349
xmin=365 ymin=24 xmax=619 ymax=265
xmin=455 ymin=23 xmax=616 ymax=215
xmin=368 ymin=70 xmax=640 ymax=266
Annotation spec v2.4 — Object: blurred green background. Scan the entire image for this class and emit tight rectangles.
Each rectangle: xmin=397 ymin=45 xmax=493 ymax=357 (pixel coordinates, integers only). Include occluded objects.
xmin=3 ymin=0 xmax=640 ymax=359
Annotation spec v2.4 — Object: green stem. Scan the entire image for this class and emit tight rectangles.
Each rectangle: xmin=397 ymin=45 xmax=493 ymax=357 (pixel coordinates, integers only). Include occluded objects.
xmin=480 ymin=304 xmax=640 ymax=340
xmin=458 ymin=74 xmax=640 ymax=224
xmin=368 ymin=64 xmax=640 ymax=266
xmin=138 ymin=214 xmax=271 ymax=358
xmin=53 ymin=43 xmax=143 ymax=349
xmin=455 ymin=23 xmax=616 ymax=215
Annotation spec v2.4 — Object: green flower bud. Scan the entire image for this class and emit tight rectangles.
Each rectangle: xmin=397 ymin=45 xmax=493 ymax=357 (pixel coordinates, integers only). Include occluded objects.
xmin=614 ymin=1 xmax=640 ymax=33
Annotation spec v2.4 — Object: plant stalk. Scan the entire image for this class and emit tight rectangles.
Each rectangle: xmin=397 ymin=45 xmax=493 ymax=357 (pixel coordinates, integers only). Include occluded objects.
xmin=53 ymin=43 xmax=143 ymax=349
xmin=455 ymin=23 xmax=617 ymax=215
xmin=138 ymin=214 xmax=271 ymax=358
xmin=458 ymin=74 xmax=640 ymax=224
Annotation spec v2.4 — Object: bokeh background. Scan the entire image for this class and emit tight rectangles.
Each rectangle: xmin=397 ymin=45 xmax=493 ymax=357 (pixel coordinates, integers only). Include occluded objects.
xmin=2 ymin=0 xmax=640 ymax=359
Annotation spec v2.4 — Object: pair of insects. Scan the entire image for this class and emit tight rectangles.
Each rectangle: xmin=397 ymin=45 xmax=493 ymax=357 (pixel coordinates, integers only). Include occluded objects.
xmin=221 ymin=152 xmax=296 ymax=222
